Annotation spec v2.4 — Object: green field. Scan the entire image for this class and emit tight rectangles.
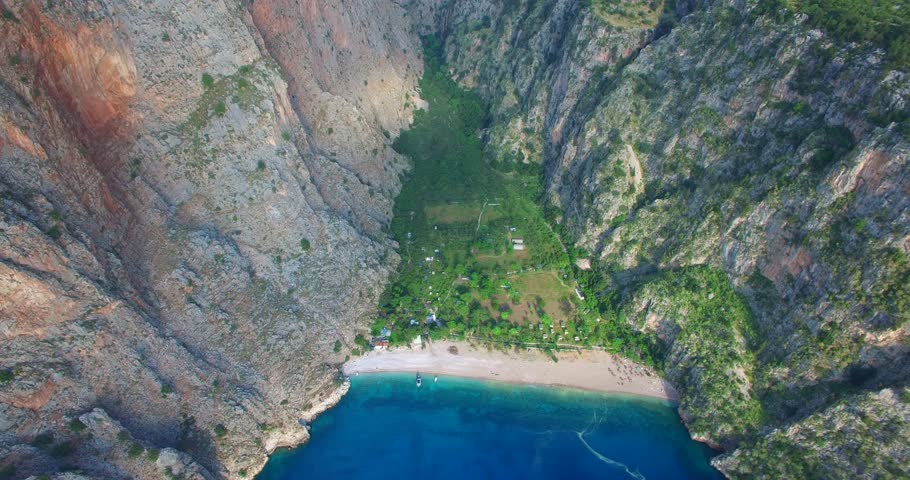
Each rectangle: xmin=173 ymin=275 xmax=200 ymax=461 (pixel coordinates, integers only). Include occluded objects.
xmin=477 ymin=271 xmax=580 ymax=333
xmin=425 ymin=203 xmax=501 ymax=224
xmin=511 ymin=271 xmax=578 ymax=323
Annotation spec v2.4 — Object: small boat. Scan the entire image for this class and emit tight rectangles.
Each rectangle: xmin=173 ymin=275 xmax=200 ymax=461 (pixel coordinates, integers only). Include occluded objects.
xmin=434 ymin=376 xmax=438 ymax=383
xmin=416 ymin=372 xmax=422 ymax=388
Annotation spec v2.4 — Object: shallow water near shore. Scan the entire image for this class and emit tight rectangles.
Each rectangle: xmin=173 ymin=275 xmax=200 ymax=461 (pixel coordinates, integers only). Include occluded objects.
xmin=257 ymin=373 xmax=722 ymax=480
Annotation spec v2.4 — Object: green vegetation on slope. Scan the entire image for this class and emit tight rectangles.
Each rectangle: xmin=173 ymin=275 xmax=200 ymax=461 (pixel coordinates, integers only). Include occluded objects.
xmin=585 ymin=0 xmax=666 ymax=28
xmin=718 ymin=388 xmax=910 ymax=479
xmin=626 ymin=266 xmax=764 ymax=444
xmin=573 ymin=255 xmax=763 ymax=444
xmin=871 ymin=247 xmax=910 ymax=325
xmin=759 ymin=0 xmax=910 ymax=69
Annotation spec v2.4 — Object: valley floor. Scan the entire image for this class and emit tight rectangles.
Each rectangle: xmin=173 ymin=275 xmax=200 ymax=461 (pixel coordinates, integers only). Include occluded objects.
xmin=343 ymin=340 xmax=676 ymax=401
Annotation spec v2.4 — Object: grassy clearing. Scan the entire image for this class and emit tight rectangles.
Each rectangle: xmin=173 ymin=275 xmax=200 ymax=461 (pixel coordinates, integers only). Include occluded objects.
xmin=472 ymin=270 xmax=578 ymax=330
xmin=474 ymin=248 xmax=529 ymax=269
xmin=510 ymin=271 xmax=578 ymax=324
xmin=425 ymin=203 xmax=502 ymax=224
xmin=586 ymin=0 xmax=665 ymax=28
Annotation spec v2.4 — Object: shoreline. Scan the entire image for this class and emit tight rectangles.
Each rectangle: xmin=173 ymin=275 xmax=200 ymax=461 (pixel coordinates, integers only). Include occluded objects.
xmin=350 ymin=370 xmax=677 ymax=403
xmin=250 ymin=379 xmax=349 ymax=479
xmin=252 ymin=341 xmax=679 ymax=478
xmin=343 ymin=340 xmax=677 ymax=401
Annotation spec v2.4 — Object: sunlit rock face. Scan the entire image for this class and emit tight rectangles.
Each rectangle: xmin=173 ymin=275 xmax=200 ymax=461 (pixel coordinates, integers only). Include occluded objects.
xmin=0 ymin=0 xmax=424 ymax=477
xmin=249 ymin=0 xmax=423 ymax=236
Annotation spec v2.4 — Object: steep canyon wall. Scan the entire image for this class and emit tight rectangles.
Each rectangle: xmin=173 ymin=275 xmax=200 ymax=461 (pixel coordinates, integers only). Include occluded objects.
xmin=419 ymin=0 xmax=909 ymax=477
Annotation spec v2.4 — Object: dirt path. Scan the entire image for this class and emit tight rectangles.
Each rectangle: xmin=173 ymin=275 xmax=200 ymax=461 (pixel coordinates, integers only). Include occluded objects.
xmin=626 ymin=144 xmax=643 ymax=191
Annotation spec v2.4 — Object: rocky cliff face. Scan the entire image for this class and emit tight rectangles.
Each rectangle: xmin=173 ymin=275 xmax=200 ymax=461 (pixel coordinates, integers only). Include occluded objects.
xmin=0 ymin=0 xmax=424 ymax=478
xmin=420 ymin=0 xmax=910 ymax=477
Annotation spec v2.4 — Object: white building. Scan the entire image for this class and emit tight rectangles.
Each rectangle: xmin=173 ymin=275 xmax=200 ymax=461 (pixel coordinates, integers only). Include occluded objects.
xmin=512 ymin=238 xmax=525 ymax=251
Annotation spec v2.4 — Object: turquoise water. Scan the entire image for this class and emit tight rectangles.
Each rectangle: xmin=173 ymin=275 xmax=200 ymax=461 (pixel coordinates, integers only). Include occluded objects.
xmin=257 ymin=373 xmax=722 ymax=480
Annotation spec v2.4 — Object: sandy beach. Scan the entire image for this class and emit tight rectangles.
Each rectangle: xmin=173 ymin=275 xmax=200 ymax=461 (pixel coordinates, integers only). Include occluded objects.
xmin=343 ymin=340 xmax=677 ymax=401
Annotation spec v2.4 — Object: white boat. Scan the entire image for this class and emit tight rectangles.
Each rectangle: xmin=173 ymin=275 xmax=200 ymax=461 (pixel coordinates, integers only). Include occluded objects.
xmin=416 ymin=372 xmax=422 ymax=387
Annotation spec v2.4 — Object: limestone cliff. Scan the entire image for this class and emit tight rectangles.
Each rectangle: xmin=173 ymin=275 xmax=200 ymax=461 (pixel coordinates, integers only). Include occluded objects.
xmin=0 ymin=0 xmax=423 ymax=477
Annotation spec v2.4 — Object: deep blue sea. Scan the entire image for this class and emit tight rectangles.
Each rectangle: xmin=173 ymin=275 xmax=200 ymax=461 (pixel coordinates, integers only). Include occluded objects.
xmin=257 ymin=373 xmax=723 ymax=480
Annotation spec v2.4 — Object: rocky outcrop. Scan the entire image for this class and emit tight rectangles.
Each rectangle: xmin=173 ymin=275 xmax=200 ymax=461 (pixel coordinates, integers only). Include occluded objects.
xmin=0 ymin=0 xmax=424 ymax=477
xmin=714 ymin=388 xmax=910 ymax=479
xmin=418 ymin=0 xmax=909 ymax=476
